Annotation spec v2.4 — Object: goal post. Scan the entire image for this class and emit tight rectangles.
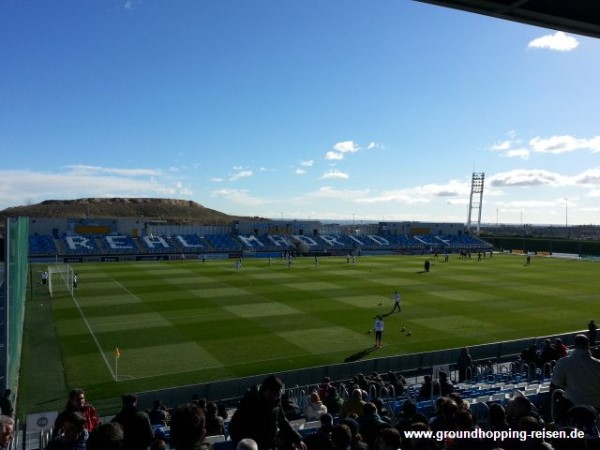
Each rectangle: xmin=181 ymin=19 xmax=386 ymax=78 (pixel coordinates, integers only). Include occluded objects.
xmin=48 ymin=264 xmax=74 ymax=297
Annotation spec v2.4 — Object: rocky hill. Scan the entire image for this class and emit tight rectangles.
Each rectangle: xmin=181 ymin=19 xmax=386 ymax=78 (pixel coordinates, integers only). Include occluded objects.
xmin=0 ymin=198 xmax=263 ymax=224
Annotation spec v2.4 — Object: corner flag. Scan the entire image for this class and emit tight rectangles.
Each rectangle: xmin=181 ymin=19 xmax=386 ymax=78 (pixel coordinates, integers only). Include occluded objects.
xmin=115 ymin=347 xmax=121 ymax=359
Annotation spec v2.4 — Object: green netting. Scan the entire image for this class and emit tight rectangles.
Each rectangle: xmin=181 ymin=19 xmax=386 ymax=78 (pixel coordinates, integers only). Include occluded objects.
xmin=4 ymin=217 xmax=29 ymax=392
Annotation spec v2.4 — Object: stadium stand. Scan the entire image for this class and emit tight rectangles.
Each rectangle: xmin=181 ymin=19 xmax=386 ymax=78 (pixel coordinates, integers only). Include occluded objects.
xmin=29 ymin=235 xmax=57 ymax=257
xmin=27 ymin=230 xmax=495 ymax=261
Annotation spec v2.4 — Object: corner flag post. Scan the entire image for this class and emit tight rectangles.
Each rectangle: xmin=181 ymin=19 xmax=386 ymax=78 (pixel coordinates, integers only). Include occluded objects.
xmin=115 ymin=347 xmax=121 ymax=381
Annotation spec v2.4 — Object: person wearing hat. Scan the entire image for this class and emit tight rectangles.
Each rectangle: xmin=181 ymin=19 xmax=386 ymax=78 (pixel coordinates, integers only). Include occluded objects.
xmin=551 ymin=334 xmax=600 ymax=409
xmin=111 ymin=394 xmax=154 ymax=450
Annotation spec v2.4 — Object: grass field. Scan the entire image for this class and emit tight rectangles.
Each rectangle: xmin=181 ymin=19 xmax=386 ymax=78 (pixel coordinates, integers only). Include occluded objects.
xmin=19 ymin=253 xmax=598 ymax=417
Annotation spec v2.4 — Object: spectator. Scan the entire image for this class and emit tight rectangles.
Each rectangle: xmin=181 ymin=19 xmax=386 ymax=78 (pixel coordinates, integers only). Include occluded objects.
xmin=551 ymin=334 xmax=600 ymax=409
xmin=338 ymin=418 xmax=368 ymax=450
xmin=53 ymin=389 xmax=100 ymax=437
xmin=551 ymin=391 xmax=574 ymax=429
xmin=567 ymin=404 xmax=600 ymax=439
xmin=540 ymin=339 xmax=557 ymax=365
xmin=228 ymin=374 xmax=304 ymax=450
xmin=47 ymin=411 xmax=89 ymax=450
xmin=0 ymin=415 xmax=14 ymax=450
xmin=505 ymin=396 xmax=543 ymax=430
xmin=357 ymin=403 xmax=389 ymax=449
xmin=330 ymin=424 xmax=352 ymax=450
xmin=236 ymin=439 xmax=258 ymax=450
xmin=428 ymin=397 xmax=457 ymax=433
xmin=148 ymin=400 xmax=170 ymax=426
xmin=323 ymin=386 xmax=343 ymax=417
xmin=169 ymin=402 xmax=206 ymax=450
xmin=204 ymin=402 xmax=225 ymax=437
xmin=554 ymin=338 xmax=568 ymax=359
xmin=86 ymin=422 xmax=124 ymax=450
xmin=305 ymin=392 xmax=328 ymax=421
xmin=520 ymin=344 xmax=541 ymax=368
xmin=371 ymin=398 xmax=392 ymax=424
xmin=373 ymin=427 xmax=401 ymax=450
xmin=589 ymin=320 xmax=598 ymax=346
xmin=339 ymin=389 xmax=366 ymax=419
xmin=417 ymin=375 xmax=439 ymax=400
xmin=0 ymin=391 xmax=13 ymax=418
xmin=304 ymin=413 xmax=334 ymax=450
xmin=149 ymin=440 xmax=167 ymax=450
xmin=217 ymin=403 xmax=228 ymax=421
xmin=318 ymin=377 xmax=333 ymax=401
xmin=281 ymin=393 xmax=302 ymax=421
xmin=452 ymin=409 xmax=484 ymax=450
xmin=437 ymin=371 xmax=454 ymax=397
xmin=385 ymin=371 xmax=406 ymax=396
xmin=395 ymin=399 xmax=417 ymax=433
xmin=111 ymin=394 xmax=154 ymax=450
xmin=457 ymin=347 xmax=473 ymax=382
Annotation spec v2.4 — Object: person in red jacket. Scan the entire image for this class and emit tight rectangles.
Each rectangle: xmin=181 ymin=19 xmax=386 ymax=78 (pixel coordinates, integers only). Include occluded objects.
xmin=53 ymin=389 xmax=100 ymax=438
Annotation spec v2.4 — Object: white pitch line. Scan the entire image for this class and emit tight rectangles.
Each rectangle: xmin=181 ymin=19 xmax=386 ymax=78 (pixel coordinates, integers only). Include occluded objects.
xmin=69 ymin=289 xmax=116 ymax=380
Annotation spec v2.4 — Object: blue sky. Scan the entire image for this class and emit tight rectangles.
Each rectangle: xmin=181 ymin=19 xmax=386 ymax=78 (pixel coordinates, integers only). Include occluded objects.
xmin=1 ymin=1 xmax=599 ymax=225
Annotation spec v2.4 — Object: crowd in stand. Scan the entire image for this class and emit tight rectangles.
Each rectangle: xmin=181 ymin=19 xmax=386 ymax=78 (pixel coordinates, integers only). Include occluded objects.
xmin=3 ymin=331 xmax=598 ymax=450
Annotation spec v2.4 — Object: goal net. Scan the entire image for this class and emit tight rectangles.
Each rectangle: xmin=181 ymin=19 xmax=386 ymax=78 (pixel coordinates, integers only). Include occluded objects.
xmin=48 ymin=264 xmax=74 ymax=298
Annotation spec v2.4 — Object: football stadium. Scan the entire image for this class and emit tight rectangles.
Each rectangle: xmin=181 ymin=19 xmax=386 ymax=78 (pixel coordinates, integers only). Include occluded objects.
xmin=2 ymin=1 xmax=599 ymax=449
xmin=2 ymin=205 xmax=600 ymax=449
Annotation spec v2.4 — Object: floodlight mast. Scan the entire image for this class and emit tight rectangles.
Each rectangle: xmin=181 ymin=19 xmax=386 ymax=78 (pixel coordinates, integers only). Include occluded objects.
xmin=466 ymin=172 xmax=485 ymax=235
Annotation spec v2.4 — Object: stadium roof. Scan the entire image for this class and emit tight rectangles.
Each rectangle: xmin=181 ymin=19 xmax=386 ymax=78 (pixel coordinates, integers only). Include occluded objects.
xmin=414 ymin=0 xmax=600 ymax=39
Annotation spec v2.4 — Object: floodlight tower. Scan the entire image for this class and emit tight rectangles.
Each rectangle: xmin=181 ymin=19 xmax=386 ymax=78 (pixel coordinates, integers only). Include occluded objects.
xmin=466 ymin=172 xmax=485 ymax=235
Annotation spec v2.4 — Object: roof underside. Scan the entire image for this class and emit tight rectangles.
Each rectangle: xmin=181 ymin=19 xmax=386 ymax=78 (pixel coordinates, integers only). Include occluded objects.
xmin=414 ymin=0 xmax=600 ymax=39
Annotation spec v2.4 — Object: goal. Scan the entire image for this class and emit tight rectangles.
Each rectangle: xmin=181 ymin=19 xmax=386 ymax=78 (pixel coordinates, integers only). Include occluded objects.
xmin=48 ymin=264 xmax=74 ymax=297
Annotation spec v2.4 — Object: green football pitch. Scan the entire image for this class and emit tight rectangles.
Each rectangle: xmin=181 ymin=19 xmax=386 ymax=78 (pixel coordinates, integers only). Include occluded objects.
xmin=19 ymin=253 xmax=597 ymax=416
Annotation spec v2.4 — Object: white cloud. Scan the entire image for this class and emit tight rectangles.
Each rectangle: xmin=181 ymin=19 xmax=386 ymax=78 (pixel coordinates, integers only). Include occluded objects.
xmin=229 ymin=170 xmax=253 ymax=181
xmin=295 ymin=168 xmax=307 ymax=175
xmin=491 ymin=140 xmax=512 ymax=151
xmin=324 ymin=140 xmax=362 ymax=160
xmin=528 ymin=31 xmax=579 ymax=52
xmin=304 ymin=186 xmax=370 ymax=201
xmin=210 ymin=188 xmax=269 ymax=206
xmin=65 ymin=165 xmax=161 ymax=177
xmin=490 ymin=169 xmax=569 ymax=187
xmin=574 ymin=168 xmax=600 ymax=186
xmin=300 ymin=160 xmax=314 ymax=167
xmin=320 ymin=170 xmax=349 ymax=180
xmin=496 ymin=199 xmax=559 ymax=208
xmin=333 ymin=141 xmax=359 ymax=153
xmin=0 ymin=168 xmax=178 ymax=209
xmin=355 ymin=190 xmax=429 ymax=204
xmin=324 ymin=151 xmax=344 ymax=161
xmin=211 ymin=177 xmax=224 ymax=182
xmin=530 ymin=135 xmax=600 ymax=154
xmin=123 ymin=0 xmax=143 ymax=11
xmin=505 ymin=149 xmax=530 ymax=159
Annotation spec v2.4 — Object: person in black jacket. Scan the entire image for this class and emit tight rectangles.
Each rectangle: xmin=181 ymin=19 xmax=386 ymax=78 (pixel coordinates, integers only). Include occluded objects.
xmin=229 ymin=375 xmax=305 ymax=450
xmin=111 ymin=394 xmax=154 ymax=450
